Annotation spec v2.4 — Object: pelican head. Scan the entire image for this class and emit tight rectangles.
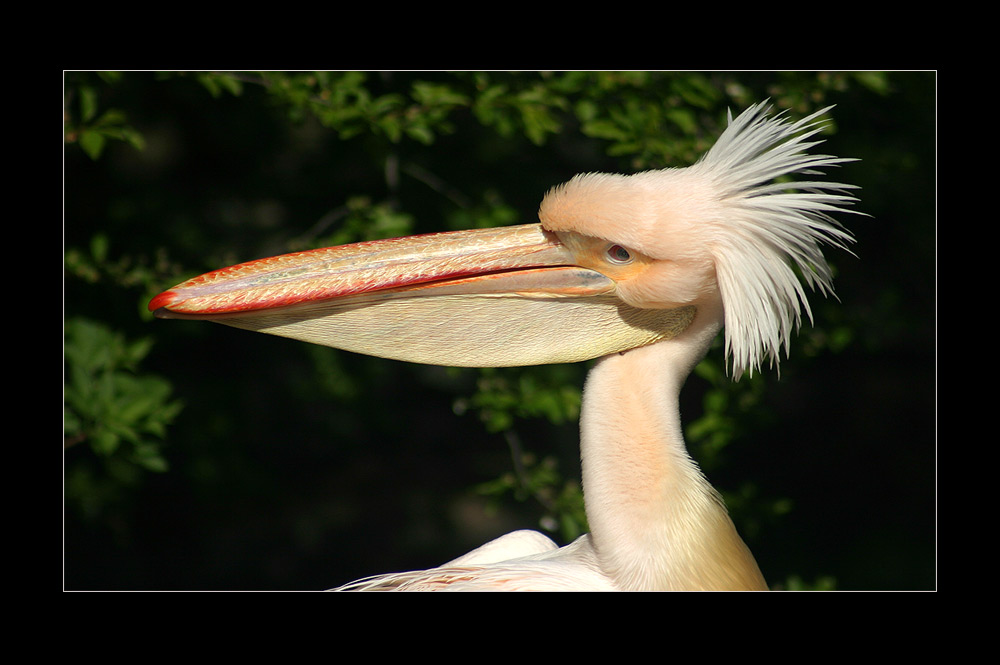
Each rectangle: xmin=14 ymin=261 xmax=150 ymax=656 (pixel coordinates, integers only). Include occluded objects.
xmin=150 ymin=102 xmax=856 ymax=378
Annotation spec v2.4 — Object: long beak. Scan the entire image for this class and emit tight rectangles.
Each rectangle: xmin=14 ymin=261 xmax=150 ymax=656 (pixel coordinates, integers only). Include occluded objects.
xmin=150 ymin=224 xmax=694 ymax=367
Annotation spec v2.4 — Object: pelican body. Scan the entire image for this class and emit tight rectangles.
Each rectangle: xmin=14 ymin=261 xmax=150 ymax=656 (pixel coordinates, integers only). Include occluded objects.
xmin=151 ymin=102 xmax=857 ymax=590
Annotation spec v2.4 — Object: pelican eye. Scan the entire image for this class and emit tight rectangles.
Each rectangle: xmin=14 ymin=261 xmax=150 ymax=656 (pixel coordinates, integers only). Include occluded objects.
xmin=605 ymin=244 xmax=633 ymax=265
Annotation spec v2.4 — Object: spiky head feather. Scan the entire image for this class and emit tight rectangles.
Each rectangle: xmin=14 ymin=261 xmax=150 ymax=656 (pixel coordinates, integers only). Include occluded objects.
xmin=694 ymin=102 xmax=858 ymax=377
xmin=539 ymin=101 xmax=859 ymax=378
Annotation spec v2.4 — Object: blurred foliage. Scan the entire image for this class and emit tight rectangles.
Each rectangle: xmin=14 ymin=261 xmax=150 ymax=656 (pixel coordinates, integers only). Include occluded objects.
xmin=456 ymin=366 xmax=588 ymax=543
xmin=474 ymin=441 xmax=589 ymax=545
xmin=63 ymin=70 xmax=935 ymax=590
xmin=456 ymin=366 xmax=582 ymax=434
xmin=64 ymin=317 xmax=182 ymax=524
xmin=775 ymin=574 xmax=839 ymax=591
xmin=64 ymin=71 xmax=146 ymax=159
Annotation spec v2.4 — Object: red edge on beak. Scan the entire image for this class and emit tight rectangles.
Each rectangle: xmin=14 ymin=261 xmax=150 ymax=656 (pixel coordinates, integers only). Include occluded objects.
xmin=149 ymin=224 xmax=577 ymax=319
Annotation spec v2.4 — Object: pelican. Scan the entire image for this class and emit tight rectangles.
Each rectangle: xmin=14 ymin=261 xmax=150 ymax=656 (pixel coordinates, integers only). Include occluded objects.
xmin=149 ymin=101 xmax=858 ymax=590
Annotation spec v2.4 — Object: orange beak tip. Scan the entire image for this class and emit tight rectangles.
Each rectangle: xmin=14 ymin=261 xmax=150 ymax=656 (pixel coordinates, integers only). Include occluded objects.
xmin=148 ymin=290 xmax=179 ymax=316
xmin=149 ymin=291 xmax=169 ymax=311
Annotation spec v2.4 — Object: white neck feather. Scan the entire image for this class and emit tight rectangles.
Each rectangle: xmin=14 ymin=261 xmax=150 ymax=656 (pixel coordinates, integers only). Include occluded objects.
xmin=579 ymin=304 xmax=767 ymax=590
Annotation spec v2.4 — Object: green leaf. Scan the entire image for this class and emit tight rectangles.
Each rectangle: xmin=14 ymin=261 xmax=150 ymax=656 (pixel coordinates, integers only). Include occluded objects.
xmin=79 ymin=85 xmax=99 ymax=123
xmin=78 ymin=129 xmax=106 ymax=159
xmin=197 ymin=72 xmax=244 ymax=97
xmin=411 ymin=81 xmax=469 ymax=108
xmin=90 ymin=233 xmax=109 ymax=264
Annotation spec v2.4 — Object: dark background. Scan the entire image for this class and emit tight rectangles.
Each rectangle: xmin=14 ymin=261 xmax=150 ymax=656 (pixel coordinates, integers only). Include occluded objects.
xmin=64 ymin=71 xmax=935 ymax=590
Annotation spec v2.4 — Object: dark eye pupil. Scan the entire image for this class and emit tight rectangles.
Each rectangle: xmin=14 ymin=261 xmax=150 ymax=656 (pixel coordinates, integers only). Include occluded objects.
xmin=608 ymin=245 xmax=631 ymax=263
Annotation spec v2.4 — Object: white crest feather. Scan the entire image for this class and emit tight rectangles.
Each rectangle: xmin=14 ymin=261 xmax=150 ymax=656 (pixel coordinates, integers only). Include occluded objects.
xmin=691 ymin=101 xmax=859 ymax=378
